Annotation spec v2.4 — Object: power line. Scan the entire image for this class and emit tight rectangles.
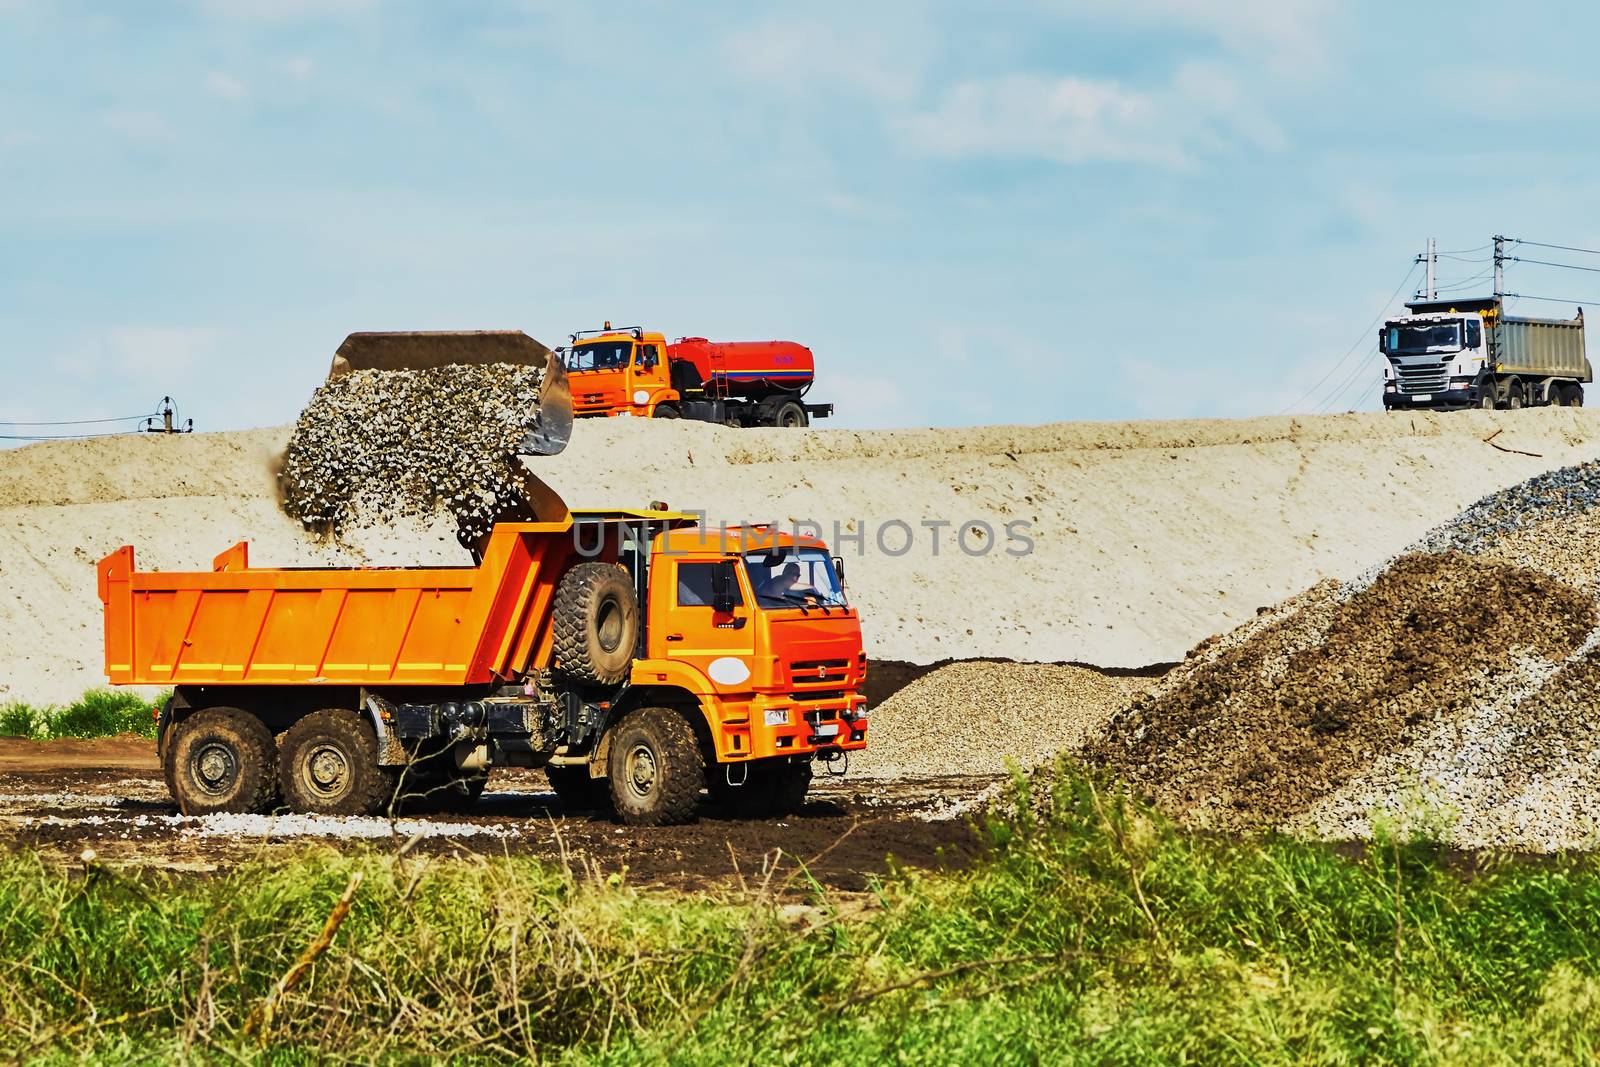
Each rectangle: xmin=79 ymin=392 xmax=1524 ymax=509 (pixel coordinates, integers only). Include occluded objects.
xmin=0 ymin=412 xmax=157 ymax=427
xmin=0 ymin=431 xmax=134 ymax=441
xmin=1438 ymin=244 xmax=1490 ymax=255
xmin=1508 ymin=256 xmax=1600 ymax=275
xmin=1503 ymin=292 xmax=1599 ymax=307
xmin=1437 ymin=253 xmax=1490 ymax=263
xmin=1512 ymin=238 xmax=1600 ymax=257
xmin=1279 ymin=261 xmax=1420 ymax=416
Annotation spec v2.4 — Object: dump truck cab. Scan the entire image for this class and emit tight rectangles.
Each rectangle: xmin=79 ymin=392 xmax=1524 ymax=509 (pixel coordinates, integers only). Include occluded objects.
xmin=563 ymin=325 xmax=678 ymax=419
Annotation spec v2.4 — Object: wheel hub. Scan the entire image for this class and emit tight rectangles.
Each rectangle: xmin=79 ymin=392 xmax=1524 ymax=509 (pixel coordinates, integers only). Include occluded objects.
xmin=192 ymin=742 xmax=238 ymax=794
xmin=304 ymin=744 xmax=350 ymax=796
xmin=626 ymin=742 xmax=657 ymax=797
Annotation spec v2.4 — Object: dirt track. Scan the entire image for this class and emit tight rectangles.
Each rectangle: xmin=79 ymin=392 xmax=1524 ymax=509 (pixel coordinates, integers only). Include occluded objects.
xmin=0 ymin=738 xmax=983 ymax=890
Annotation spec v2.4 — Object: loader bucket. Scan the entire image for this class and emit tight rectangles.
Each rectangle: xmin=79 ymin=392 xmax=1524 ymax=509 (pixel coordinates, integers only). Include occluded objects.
xmin=328 ymin=330 xmax=573 ymax=456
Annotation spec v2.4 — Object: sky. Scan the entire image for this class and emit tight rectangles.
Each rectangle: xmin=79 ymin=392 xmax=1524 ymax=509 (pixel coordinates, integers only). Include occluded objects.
xmin=4 ymin=0 xmax=1600 ymax=436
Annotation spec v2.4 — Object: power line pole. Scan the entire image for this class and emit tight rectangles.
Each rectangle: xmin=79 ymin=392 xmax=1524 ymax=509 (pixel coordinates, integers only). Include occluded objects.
xmin=1426 ymin=237 xmax=1436 ymax=299
xmin=1493 ymin=234 xmax=1506 ymax=299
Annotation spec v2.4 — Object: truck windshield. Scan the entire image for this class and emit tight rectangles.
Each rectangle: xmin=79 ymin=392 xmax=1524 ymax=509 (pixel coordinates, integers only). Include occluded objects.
xmin=566 ymin=342 xmax=632 ymax=372
xmin=1385 ymin=321 xmax=1462 ymax=354
xmin=743 ymin=548 xmax=847 ymax=609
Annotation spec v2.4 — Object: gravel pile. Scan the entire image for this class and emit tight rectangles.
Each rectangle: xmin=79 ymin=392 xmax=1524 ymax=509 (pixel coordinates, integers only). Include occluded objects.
xmin=1086 ymin=456 xmax=1600 ymax=851
xmin=854 ymin=660 xmax=1146 ymax=779
xmin=279 ymin=363 xmax=544 ymax=544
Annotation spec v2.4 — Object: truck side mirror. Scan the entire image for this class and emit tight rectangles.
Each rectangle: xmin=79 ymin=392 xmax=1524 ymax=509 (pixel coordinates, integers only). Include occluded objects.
xmin=833 ymin=555 xmax=845 ymax=581
xmin=711 ymin=563 xmax=737 ymax=613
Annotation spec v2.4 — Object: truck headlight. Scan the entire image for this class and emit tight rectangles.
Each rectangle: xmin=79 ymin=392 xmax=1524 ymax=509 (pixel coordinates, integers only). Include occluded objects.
xmin=764 ymin=709 xmax=788 ymax=726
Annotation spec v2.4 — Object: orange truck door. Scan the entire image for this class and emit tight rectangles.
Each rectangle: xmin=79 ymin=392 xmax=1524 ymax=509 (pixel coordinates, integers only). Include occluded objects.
xmin=661 ymin=558 xmax=754 ymax=673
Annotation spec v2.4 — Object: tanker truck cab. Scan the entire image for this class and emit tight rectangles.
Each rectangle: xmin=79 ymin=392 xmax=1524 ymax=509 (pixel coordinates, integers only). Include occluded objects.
xmin=562 ymin=324 xmax=679 ymax=419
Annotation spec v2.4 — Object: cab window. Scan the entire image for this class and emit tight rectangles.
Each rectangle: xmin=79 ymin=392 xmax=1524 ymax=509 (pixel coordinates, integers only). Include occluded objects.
xmin=676 ymin=561 xmax=744 ymax=608
xmin=1465 ymin=320 xmax=1482 ymax=348
xmin=637 ymin=344 xmax=660 ymax=369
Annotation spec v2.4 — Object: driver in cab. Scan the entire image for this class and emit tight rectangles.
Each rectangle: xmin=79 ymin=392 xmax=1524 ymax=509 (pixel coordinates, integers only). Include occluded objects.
xmin=759 ymin=562 xmax=817 ymax=604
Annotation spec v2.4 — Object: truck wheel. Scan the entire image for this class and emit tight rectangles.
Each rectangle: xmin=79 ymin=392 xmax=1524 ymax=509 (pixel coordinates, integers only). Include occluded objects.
xmin=280 ymin=709 xmax=394 ymax=816
xmin=1479 ymin=384 xmax=1498 ymax=410
xmin=607 ymin=707 xmax=703 ymax=826
xmin=553 ymin=563 xmax=639 ymax=686
xmin=546 ymin=764 xmax=612 ymax=812
xmin=167 ymin=707 xmax=278 ymax=816
xmin=1575 ymin=385 xmax=1586 ymax=408
xmin=1508 ymin=380 xmax=1525 ymax=409
xmin=774 ymin=401 xmax=808 ymax=428
xmin=653 ymin=404 xmax=680 ymax=419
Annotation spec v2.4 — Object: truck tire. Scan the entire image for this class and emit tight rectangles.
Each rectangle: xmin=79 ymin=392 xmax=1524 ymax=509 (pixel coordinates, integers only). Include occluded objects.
xmin=167 ymin=707 xmax=278 ymax=816
xmin=1508 ymin=379 xmax=1525 ymax=409
xmin=710 ymin=759 xmax=812 ymax=819
xmin=546 ymin=764 xmax=612 ymax=812
xmin=280 ymin=709 xmax=394 ymax=816
xmin=774 ymin=401 xmax=808 ymax=428
xmin=553 ymin=563 xmax=639 ymax=686
xmin=607 ymin=706 xmax=703 ymax=826
xmin=1479 ymin=382 xmax=1498 ymax=410
xmin=1575 ymin=385 xmax=1586 ymax=407
xmin=652 ymin=404 xmax=680 ymax=419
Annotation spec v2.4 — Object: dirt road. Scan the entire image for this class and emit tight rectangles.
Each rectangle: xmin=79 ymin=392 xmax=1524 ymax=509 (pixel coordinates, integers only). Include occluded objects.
xmin=0 ymin=738 xmax=985 ymax=890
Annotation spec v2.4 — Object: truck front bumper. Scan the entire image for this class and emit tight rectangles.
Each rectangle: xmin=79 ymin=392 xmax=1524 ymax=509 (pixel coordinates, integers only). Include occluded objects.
xmin=712 ymin=692 xmax=869 ymax=762
xmin=1383 ymin=383 xmax=1489 ymax=410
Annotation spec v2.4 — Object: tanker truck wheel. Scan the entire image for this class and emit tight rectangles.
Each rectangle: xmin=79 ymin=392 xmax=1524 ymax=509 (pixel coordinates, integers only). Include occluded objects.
xmin=280 ymin=709 xmax=394 ymax=816
xmin=774 ymin=401 xmax=808 ymax=428
xmin=167 ymin=708 xmax=279 ymax=816
xmin=607 ymin=707 xmax=704 ymax=826
xmin=652 ymin=404 xmax=680 ymax=419
xmin=553 ymin=563 xmax=640 ymax=686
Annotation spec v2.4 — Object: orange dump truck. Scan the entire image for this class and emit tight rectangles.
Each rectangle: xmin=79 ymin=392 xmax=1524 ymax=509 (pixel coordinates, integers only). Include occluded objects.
xmin=98 ymin=511 xmax=867 ymax=825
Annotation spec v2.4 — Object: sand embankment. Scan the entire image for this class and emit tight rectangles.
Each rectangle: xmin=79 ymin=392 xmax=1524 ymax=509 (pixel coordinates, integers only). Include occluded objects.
xmin=3 ymin=409 xmax=1599 ymax=704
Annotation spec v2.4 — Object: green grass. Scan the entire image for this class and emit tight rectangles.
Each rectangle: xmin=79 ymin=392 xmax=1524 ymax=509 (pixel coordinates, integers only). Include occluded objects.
xmin=6 ymin=763 xmax=1600 ymax=1063
xmin=0 ymin=688 xmax=164 ymax=740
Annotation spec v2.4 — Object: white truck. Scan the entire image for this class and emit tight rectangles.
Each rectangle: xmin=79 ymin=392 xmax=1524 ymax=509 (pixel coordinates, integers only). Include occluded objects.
xmin=1381 ymin=297 xmax=1591 ymax=410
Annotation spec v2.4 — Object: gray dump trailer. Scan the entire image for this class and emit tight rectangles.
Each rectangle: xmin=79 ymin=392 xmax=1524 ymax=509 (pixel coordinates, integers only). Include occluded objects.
xmin=1381 ymin=297 xmax=1591 ymax=410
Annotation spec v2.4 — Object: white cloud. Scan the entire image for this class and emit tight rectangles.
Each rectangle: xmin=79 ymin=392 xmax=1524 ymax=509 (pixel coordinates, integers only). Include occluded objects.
xmin=107 ymin=327 xmax=226 ymax=379
xmin=195 ymin=0 xmax=375 ymax=20
xmin=723 ymin=16 xmax=926 ymax=105
xmin=284 ymin=56 xmax=315 ymax=81
xmin=204 ymin=72 xmax=248 ymax=101
xmin=900 ymin=62 xmax=1280 ymax=168
xmin=1065 ymin=0 xmax=1337 ymax=76
xmin=101 ymin=108 xmax=177 ymax=145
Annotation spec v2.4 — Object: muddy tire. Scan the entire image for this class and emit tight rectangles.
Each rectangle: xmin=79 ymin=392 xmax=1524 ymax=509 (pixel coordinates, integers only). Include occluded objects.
xmin=710 ymin=760 xmax=812 ymax=819
xmin=607 ymin=707 xmax=704 ymax=826
xmin=166 ymin=707 xmax=278 ymax=816
xmin=280 ymin=709 xmax=394 ymax=816
xmin=553 ymin=563 xmax=639 ymax=686
xmin=546 ymin=764 xmax=612 ymax=812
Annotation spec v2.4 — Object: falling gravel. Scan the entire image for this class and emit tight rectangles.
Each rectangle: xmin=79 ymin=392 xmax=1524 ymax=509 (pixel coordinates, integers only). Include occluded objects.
xmin=279 ymin=363 xmax=544 ymax=543
xmin=1085 ymin=456 xmax=1600 ymax=851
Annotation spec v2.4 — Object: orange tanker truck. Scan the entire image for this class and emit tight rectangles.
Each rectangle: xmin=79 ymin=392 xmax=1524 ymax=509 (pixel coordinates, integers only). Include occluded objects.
xmin=95 ymin=335 xmax=866 ymax=825
xmin=562 ymin=323 xmax=833 ymax=427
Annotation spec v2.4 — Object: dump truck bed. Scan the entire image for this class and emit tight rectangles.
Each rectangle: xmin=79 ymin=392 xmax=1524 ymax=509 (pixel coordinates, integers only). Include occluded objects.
xmin=98 ymin=523 xmax=578 ymax=688
xmin=1496 ymin=315 xmax=1592 ymax=380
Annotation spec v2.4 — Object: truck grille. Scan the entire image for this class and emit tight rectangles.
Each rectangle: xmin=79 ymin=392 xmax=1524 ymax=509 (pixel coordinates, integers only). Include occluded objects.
xmin=1396 ymin=361 xmax=1448 ymax=395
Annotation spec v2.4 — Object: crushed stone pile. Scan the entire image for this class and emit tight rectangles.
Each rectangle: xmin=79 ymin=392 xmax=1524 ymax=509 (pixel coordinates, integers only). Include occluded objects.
xmin=1086 ymin=458 xmax=1600 ymax=852
xmin=278 ymin=363 xmax=544 ymax=543
xmin=853 ymin=660 xmax=1146 ymax=779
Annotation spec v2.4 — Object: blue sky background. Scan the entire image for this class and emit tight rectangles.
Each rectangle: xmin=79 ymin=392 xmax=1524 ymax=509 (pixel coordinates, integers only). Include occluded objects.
xmin=3 ymin=0 xmax=1599 ymax=434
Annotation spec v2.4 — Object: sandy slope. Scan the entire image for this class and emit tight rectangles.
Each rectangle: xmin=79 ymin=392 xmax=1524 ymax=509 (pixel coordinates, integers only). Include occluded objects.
xmin=4 ymin=409 xmax=1599 ymax=704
